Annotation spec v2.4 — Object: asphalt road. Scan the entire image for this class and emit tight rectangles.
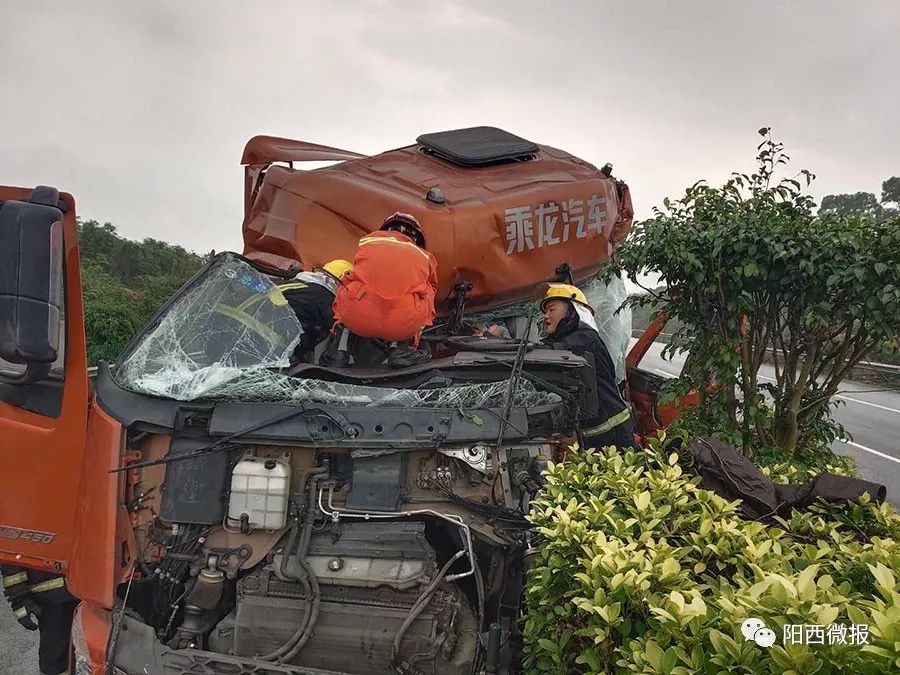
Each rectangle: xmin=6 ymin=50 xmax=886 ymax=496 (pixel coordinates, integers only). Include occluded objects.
xmin=2 ymin=344 xmax=897 ymax=668
xmin=634 ymin=341 xmax=900 ymax=506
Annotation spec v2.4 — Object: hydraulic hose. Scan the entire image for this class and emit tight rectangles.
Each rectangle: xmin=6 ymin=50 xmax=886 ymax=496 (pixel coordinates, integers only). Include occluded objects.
xmin=392 ymin=549 xmax=466 ymax=673
xmin=278 ymin=471 xmax=328 ymax=662
xmin=259 ymin=466 xmax=328 ymax=663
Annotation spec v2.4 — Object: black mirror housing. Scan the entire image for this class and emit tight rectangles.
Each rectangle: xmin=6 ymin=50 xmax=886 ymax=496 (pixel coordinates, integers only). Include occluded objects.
xmin=0 ymin=187 xmax=65 ymax=383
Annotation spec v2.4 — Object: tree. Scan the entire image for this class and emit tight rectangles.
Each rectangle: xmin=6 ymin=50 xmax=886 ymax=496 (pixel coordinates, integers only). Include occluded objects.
xmin=607 ymin=129 xmax=900 ymax=457
xmin=881 ymin=176 xmax=900 ymax=220
xmin=882 ymin=176 xmax=900 ymax=207
xmin=80 ymin=259 xmax=144 ymax=365
xmin=818 ymin=176 xmax=900 ymax=222
xmin=819 ymin=191 xmax=882 ymax=219
xmin=76 ymin=218 xmax=204 ymax=364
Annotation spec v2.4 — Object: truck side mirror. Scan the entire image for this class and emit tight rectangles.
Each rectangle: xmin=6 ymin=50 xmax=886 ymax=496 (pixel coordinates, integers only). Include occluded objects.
xmin=0 ymin=187 xmax=65 ymax=384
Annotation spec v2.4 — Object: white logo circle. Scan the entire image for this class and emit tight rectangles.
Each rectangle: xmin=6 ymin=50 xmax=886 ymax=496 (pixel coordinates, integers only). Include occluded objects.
xmin=741 ymin=618 xmax=776 ymax=647
xmin=741 ymin=618 xmax=765 ymax=641
xmin=754 ymin=627 xmax=777 ymax=648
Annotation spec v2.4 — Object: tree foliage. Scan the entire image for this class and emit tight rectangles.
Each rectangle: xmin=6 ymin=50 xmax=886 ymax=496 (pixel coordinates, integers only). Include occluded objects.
xmin=882 ymin=176 xmax=900 ymax=209
xmin=819 ymin=191 xmax=883 ymax=219
xmin=523 ymin=437 xmax=900 ymax=675
xmin=819 ymin=176 xmax=900 ymax=222
xmin=77 ymin=220 xmax=205 ymax=365
xmin=607 ymin=130 xmax=900 ymax=456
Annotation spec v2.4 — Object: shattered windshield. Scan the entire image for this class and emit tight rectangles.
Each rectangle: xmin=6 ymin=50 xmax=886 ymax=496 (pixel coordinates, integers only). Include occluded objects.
xmin=114 ymin=254 xmax=560 ymax=408
xmin=116 ymin=255 xmax=303 ymax=400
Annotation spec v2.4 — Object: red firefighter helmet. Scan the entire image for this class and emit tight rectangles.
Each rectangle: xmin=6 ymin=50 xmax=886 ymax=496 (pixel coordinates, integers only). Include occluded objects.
xmin=380 ymin=212 xmax=426 ymax=248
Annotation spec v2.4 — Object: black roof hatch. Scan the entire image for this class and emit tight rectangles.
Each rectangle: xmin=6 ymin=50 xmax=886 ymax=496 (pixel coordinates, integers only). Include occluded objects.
xmin=416 ymin=126 xmax=539 ymax=167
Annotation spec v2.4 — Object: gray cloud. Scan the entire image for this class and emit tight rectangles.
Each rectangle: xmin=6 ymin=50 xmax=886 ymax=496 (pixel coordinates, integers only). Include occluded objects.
xmin=1 ymin=0 xmax=897 ymax=254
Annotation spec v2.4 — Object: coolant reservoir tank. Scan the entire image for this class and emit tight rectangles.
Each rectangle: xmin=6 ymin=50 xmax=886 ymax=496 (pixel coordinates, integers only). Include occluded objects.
xmin=227 ymin=453 xmax=291 ymax=531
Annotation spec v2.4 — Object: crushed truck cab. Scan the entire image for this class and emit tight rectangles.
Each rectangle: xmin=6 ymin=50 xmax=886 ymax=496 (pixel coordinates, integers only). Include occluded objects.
xmin=0 ymin=128 xmax=671 ymax=675
xmin=241 ymin=126 xmax=634 ymax=312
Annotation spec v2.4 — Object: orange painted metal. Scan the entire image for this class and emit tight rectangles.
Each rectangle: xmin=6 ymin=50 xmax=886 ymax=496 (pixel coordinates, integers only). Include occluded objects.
xmin=625 ymin=312 xmax=701 ymax=437
xmin=68 ymin=402 xmax=129 ymax=608
xmin=241 ymin=135 xmax=633 ymax=313
xmin=79 ymin=600 xmax=112 ymax=675
xmin=0 ymin=186 xmax=89 ymax=573
xmin=626 ymin=312 xmax=669 ymax=372
xmin=241 ymin=135 xmax=366 ymax=166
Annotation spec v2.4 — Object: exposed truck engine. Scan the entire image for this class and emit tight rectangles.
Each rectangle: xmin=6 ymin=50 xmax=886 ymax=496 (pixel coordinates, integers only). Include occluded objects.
xmin=98 ymin=252 xmax=604 ymax=674
xmin=117 ymin=449 xmax=517 ymax=671
xmin=109 ymin=404 xmax=565 ymax=674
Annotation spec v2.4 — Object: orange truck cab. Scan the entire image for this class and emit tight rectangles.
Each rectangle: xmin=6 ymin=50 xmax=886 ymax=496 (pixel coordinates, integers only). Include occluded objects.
xmin=0 ymin=128 xmax=670 ymax=675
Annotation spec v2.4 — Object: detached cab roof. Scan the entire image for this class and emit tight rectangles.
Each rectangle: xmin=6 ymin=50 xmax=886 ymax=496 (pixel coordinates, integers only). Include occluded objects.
xmin=241 ymin=127 xmax=633 ymax=312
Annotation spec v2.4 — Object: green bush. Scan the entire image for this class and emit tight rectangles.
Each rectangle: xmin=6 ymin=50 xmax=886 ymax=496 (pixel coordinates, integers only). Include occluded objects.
xmin=523 ymin=435 xmax=900 ymax=674
xmin=76 ymin=221 xmax=205 ymax=364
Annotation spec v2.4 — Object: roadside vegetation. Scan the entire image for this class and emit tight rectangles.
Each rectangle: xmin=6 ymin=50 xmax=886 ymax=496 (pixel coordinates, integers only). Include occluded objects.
xmin=524 ymin=437 xmax=900 ymax=674
xmin=77 ymin=220 xmax=205 ymax=364
xmin=525 ymin=131 xmax=900 ymax=673
xmin=613 ymin=130 xmax=900 ymax=459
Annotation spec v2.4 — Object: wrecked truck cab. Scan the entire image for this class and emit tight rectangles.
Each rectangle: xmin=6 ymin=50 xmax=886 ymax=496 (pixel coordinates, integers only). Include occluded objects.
xmin=240 ymin=126 xmax=635 ymax=315
xmin=88 ymin=253 xmax=598 ymax=674
xmin=0 ymin=128 xmax=646 ymax=675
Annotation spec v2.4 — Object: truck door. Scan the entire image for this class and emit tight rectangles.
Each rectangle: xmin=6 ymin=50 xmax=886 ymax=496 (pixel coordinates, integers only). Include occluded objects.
xmin=0 ymin=185 xmax=89 ymax=572
xmin=626 ymin=314 xmax=699 ymax=440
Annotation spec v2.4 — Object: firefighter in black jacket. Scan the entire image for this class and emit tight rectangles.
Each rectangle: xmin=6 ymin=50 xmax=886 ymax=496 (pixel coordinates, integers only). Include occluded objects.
xmin=540 ymin=283 xmax=636 ymax=449
xmin=2 ymin=564 xmax=78 ymax=675
xmin=278 ymin=259 xmax=353 ymax=364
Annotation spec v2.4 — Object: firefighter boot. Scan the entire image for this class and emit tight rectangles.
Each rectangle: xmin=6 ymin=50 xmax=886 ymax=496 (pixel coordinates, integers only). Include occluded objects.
xmin=388 ymin=341 xmax=431 ymax=368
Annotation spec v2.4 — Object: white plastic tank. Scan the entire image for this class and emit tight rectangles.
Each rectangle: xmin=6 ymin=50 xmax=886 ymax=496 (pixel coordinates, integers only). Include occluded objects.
xmin=227 ymin=453 xmax=291 ymax=531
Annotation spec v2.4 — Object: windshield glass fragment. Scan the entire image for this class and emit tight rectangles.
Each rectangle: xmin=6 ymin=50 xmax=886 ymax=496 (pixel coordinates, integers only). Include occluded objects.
xmin=114 ymin=254 xmax=560 ymax=408
xmin=115 ymin=255 xmax=303 ymax=400
xmin=198 ymin=369 xmax=559 ymax=408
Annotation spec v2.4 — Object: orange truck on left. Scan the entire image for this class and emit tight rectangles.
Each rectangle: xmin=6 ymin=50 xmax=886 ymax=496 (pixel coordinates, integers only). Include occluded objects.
xmin=0 ymin=186 xmax=125 ymax=671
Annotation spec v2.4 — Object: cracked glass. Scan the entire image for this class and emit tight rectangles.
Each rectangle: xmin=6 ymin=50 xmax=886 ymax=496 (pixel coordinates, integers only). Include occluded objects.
xmin=114 ymin=254 xmax=560 ymax=408
xmin=200 ymin=369 xmax=559 ymax=408
xmin=115 ymin=255 xmax=302 ymax=400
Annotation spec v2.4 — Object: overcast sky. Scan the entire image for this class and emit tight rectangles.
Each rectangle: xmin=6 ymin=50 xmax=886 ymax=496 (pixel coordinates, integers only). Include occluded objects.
xmin=2 ymin=0 xmax=898 ymax=254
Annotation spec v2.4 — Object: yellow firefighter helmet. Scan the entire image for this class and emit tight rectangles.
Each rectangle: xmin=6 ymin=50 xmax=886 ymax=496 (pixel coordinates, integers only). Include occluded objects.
xmin=539 ymin=283 xmax=595 ymax=314
xmin=322 ymin=259 xmax=353 ymax=280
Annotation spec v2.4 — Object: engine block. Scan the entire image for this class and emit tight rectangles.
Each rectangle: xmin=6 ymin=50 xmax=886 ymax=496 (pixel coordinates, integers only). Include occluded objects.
xmin=210 ymin=521 xmax=478 ymax=675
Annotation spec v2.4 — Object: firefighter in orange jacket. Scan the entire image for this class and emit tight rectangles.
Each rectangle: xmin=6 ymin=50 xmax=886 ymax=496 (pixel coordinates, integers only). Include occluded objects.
xmin=327 ymin=213 xmax=438 ymax=368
